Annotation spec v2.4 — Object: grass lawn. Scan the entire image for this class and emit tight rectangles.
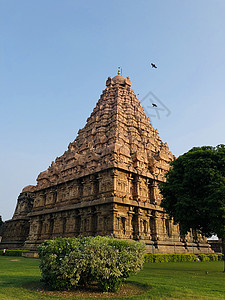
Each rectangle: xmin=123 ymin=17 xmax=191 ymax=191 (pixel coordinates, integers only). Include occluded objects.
xmin=0 ymin=256 xmax=225 ymax=299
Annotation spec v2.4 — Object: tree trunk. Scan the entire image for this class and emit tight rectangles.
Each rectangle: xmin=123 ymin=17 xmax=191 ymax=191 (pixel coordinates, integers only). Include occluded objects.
xmin=222 ymin=238 xmax=225 ymax=272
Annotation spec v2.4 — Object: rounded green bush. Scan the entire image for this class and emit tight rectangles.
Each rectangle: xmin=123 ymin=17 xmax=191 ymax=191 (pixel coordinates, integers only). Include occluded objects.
xmin=38 ymin=236 xmax=146 ymax=292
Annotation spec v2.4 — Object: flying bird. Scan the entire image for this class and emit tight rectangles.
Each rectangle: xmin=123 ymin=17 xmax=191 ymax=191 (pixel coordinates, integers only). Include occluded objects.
xmin=151 ymin=63 xmax=157 ymax=69
xmin=152 ymin=103 xmax=157 ymax=107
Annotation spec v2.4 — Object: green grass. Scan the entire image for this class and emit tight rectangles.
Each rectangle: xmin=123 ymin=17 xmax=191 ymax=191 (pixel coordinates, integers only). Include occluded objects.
xmin=128 ymin=261 xmax=225 ymax=299
xmin=0 ymin=256 xmax=225 ymax=299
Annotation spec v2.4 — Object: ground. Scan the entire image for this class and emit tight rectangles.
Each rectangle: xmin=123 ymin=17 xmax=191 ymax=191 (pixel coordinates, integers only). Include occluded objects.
xmin=1 ymin=256 xmax=225 ymax=299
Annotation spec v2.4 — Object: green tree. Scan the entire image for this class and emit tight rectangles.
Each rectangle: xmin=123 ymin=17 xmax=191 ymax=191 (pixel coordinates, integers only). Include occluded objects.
xmin=159 ymin=145 xmax=225 ymax=271
xmin=0 ymin=216 xmax=3 ymax=235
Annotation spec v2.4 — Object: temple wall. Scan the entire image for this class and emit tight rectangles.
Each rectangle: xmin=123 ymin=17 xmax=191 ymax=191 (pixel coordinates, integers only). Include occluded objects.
xmin=24 ymin=204 xmax=114 ymax=251
xmin=1 ymin=168 xmax=213 ymax=254
xmin=0 ymin=219 xmax=30 ymax=249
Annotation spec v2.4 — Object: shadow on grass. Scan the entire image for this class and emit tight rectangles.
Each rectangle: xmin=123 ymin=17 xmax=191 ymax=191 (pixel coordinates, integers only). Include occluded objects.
xmin=23 ymin=280 xmax=151 ymax=298
xmin=0 ymin=275 xmax=41 ymax=288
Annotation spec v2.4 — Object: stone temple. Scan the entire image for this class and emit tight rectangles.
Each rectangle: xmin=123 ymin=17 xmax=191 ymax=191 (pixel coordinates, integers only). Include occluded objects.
xmin=1 ymin=72 xmax=212 ymax=255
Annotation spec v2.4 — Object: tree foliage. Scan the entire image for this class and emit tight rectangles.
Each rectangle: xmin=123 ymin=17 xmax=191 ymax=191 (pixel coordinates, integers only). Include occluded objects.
xmin=0 ymin=216 xmax=3 ymax=226
xmin=0 ymin=216 xmax=3 ymax=235
xmin=159 ymin=145 xmax=225 ymax=240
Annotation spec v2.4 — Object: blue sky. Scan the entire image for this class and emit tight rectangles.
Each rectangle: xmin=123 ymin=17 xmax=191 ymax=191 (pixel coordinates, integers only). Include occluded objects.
xmin=1 ymin=0 xmax=225 ymax=220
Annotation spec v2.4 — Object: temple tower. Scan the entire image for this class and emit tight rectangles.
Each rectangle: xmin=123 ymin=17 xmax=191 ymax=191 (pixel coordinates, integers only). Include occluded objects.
xmin=1 ymin=72 xmax=212 ymax=255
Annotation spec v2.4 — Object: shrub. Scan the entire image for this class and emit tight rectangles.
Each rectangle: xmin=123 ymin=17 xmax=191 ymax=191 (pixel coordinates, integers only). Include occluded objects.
xmin=208 ymin=254 xmax=218 ymax=261
xmin=145 ymin=253 xmax=154 ymax=263
xmin=0 ymin=249 xmax=23 ymax=256
xmin=154 ymin=253 xmax=168 ymax=263
xmin=145 ymin=253 xmax=197 ymax=263
xmin=38 ymin=236 xmax=146 ymax=292
xmin=198 ymin=254 xmax=210 ymax=262
xmin=180 ymin=254 xmax=197 ymax=262
xmin=218 ymin=254 xmax=224 ymax=261
xmin=144 ymin=253 xmax=225 ymax=263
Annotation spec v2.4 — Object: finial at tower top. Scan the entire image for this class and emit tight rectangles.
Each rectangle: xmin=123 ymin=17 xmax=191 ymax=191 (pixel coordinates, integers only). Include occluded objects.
xmin=106 ymin=69 xmax=131 ymax=87
xmin=118 ymin=66 xmax=122 ymax=75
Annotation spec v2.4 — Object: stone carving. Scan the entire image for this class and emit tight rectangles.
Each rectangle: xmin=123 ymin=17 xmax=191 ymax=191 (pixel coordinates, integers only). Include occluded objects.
xmin=1 ymin=72 xmax=212 ymax=254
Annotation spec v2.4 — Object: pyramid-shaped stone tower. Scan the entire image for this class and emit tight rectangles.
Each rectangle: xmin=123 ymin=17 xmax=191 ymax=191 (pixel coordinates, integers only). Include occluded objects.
xmin=1 ymin=72 xmax=212 ymax=255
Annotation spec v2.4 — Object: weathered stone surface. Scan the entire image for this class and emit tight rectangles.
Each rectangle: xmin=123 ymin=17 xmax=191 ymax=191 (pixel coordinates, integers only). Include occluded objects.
xmin=208 ymin=239 xmax=222 ymax=253
xmin=1 ymin=72 xmax=212 ymax=254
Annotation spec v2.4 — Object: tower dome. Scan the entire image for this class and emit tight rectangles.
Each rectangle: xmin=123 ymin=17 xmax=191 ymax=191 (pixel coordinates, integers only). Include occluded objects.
xmin=106 ymin=70 xmax=131 ymax=87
